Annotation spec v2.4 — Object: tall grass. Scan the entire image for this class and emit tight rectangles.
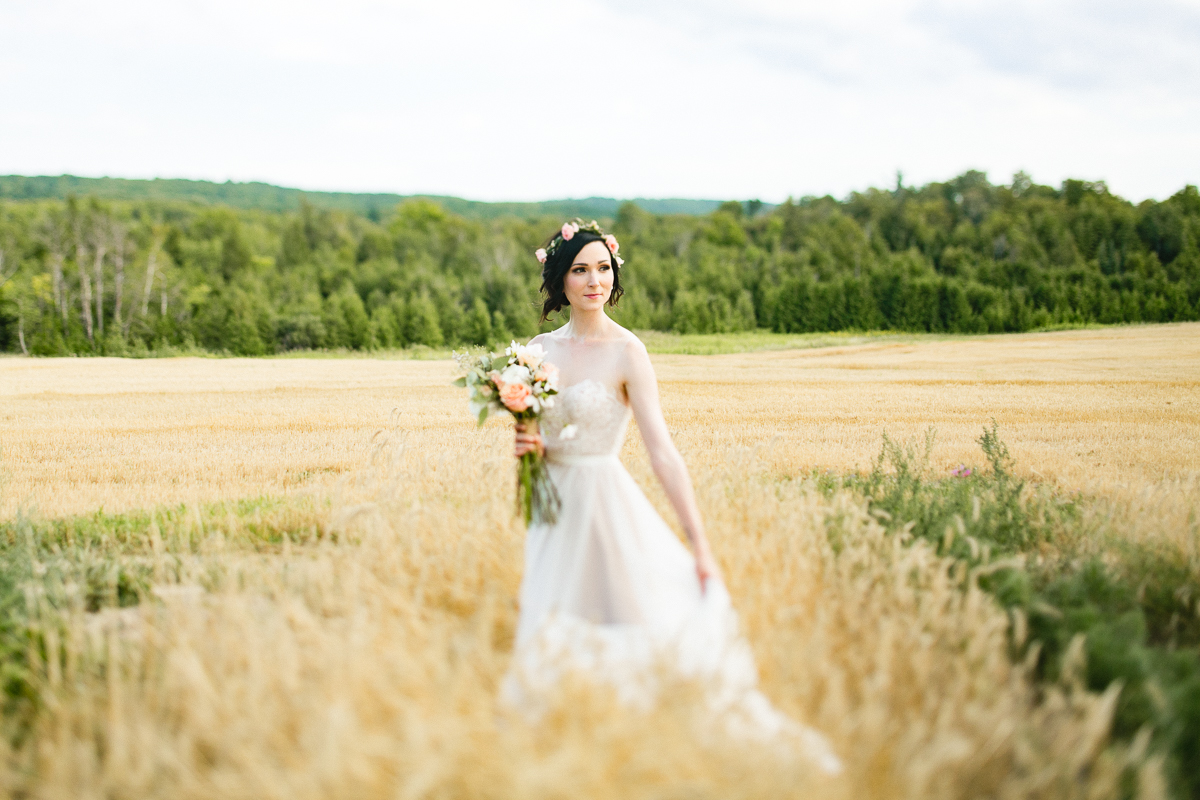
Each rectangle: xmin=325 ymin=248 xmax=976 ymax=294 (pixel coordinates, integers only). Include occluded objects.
xmin=0 ymin=429 xmax=1160 ymax=799
xmin=824 ymin=426 xmax=1200 ymax=798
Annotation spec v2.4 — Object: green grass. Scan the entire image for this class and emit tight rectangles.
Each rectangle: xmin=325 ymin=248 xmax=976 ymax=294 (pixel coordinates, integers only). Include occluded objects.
xmin=267 ymin=330 xmax=930 ymax=360
xmin=631 ymin=329 xmax=934 ymax=354
xmin=4 ymin=322 xmax=1127 ymax=362
xmin=4 ymin=331 xmax=926 ymax=360
xmin=0 ymin=496 xmax=326 ymax=724
xmin=815 ymin=425 xmax=1200 ymax=799
xmin=631 ymin=320 xmax=1118 ymax=355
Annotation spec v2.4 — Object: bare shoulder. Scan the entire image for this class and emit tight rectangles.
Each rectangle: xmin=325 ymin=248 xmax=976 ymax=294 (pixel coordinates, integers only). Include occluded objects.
xmin=616 ymin=327 xmax=652 ymax=370
xmin=616 ymin=328 xmax=657 ymax=403
xmin=602 ymin=321 xmax=644 ymax=352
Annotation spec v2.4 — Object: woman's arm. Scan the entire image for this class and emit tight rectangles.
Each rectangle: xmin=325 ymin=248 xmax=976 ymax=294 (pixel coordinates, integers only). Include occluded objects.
xmin=622 ymin=338 xmax=722 ymax=590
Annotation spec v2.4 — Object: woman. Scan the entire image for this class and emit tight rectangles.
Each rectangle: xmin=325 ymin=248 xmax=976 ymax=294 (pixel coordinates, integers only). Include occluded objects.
xmin=504 ymin=220 xmax=839 ymax=771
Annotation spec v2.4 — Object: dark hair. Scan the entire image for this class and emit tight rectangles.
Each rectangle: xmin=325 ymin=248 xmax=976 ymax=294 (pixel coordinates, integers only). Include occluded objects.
xmin=538 ymin=231 xmax=624 ymax=322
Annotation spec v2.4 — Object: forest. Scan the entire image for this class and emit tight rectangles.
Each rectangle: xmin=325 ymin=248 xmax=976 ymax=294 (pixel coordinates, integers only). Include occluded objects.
xmin=0 ymin=170 xmax=1197 ymax=356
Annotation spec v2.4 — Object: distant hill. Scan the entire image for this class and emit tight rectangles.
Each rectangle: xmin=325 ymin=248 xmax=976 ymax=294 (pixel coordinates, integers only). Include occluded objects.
xmin=0 ymin=175 xmax=751 ymax=220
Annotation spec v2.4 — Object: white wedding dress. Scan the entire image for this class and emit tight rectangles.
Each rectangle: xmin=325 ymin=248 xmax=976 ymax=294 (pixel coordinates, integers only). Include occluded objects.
xmin=502 ymin=377 xmax=841 ymax=773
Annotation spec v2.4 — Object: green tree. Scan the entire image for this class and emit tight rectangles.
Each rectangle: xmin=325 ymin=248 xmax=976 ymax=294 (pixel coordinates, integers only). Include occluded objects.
xmin=2 ymin=173 xmax=1199 ymax=356
xmin=407 ymin=293 xmax=443 ymax=347
xmin=465 ymin=297 xmax=492 ymax=345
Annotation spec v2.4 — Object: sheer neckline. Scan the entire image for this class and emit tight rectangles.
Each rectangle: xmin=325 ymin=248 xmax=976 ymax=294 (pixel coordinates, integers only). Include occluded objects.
xmin=546 ymin=322 xmax=628 ymax=344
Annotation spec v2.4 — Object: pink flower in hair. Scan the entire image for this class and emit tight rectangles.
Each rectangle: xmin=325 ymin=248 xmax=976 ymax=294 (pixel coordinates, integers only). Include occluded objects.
xmin=603 ymin=234 xmax=619 ymax=254
xmin=615 ymin=256 xmax=624 ymax=267
xmin=535 ymin=248 xmax=547 ymax=263
xmin=561 ymin=222 xmax=575 ymax=241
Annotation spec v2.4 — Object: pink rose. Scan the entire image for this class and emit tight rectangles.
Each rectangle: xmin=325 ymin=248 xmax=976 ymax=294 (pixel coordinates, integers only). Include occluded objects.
xmin=535 ymin=248 xmax=547 ymax=263
xmin=603 ymin=234 xmax=619 ymax=255
xmin=499 ymin=381 xmax=532 ymax=412
xmin=535 ymin=362 xmax=559 ymax=383
xmin=561 ymin=222 xmax=574 ymax=241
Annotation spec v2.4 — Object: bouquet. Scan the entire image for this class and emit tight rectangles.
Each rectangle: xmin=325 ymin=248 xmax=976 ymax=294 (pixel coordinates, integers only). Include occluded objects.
xmin=453 ymin=341 xmax=562 ymax=525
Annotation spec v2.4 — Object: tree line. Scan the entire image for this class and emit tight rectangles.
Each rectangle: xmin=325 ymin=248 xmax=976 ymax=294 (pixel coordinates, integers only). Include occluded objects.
xmin=0 ymin=175 xmax=730 ymax=220
xmin=0 ymin=171 xmax=1197 ymax=356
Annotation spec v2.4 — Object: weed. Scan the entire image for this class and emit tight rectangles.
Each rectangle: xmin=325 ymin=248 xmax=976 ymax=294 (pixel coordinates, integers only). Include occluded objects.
xmin=843 ymin=426 xmax=1200 ymax=798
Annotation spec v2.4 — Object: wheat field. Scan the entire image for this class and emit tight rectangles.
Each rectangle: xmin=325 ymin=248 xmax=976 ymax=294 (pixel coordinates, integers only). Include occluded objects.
xmin=3 ymin=323 xmax=1197 ymax=521
xmin=1 ymin=323 xmax=1198 ymax=799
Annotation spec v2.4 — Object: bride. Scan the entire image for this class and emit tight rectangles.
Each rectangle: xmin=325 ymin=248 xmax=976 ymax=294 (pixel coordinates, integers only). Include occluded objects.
xmin=504 ymin=220 xmax=839 ymax=772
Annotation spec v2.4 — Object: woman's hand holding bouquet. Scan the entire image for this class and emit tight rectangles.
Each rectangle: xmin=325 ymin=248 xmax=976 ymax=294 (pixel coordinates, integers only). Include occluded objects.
xmin=454 ymin=341 xmax=561 ymax=525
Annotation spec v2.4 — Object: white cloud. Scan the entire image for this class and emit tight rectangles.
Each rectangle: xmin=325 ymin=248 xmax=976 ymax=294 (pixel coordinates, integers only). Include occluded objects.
xmin=917 ymin=0 xmax=1200 ymax=92
xmin=1 ymin=0 xmax=1197 ymax=202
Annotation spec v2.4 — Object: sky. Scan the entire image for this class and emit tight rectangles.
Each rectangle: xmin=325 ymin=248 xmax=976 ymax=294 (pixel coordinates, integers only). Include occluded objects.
xmin=2 ymin=0 xmax=1198 ymax=203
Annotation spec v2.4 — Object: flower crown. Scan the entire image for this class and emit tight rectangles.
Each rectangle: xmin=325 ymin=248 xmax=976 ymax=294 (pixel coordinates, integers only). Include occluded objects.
xmin=534 ymin=219 xmax=624 ymax=268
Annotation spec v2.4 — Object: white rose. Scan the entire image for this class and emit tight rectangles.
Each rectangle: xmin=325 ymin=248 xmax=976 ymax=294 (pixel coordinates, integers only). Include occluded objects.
xmin=500 ymin=364 xmax=532 ymax=386
xmin=519 ymin=343 xmax=546 ymax=370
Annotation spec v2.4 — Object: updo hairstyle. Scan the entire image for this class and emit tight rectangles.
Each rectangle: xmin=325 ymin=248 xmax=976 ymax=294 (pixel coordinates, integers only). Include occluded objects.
xmin=538 ymin=230 xmax=624 ymax=322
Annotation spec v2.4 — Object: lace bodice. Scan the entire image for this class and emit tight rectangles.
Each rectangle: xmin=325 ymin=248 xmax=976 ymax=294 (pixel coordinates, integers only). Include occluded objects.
xmin=541 ymin=379 xmax=631 ymax=459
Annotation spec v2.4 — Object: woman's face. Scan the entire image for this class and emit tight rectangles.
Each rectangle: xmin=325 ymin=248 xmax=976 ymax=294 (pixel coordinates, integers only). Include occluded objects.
xmin=563 ymin=240 xmax=614 ymax=312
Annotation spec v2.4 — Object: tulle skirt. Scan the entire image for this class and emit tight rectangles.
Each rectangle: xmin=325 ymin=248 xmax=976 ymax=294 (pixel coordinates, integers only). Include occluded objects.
xmin=501 ymin=454 xmax=841 ymax=773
